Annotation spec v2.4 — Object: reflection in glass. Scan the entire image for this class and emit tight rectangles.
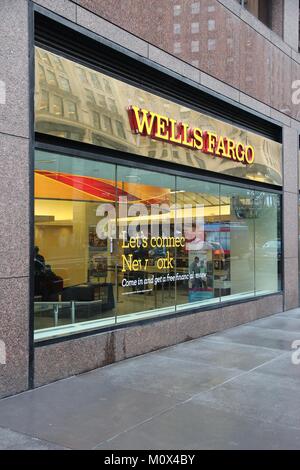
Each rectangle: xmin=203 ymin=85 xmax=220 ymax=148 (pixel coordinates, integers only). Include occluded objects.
xmin=77 ymin=67 xmax=89 ymax=83
xmin=93 ymin=111 xmax=101 ymax=130
xmin=34 ymin=151 xmax=282 ymax=341
xmin=97 ymin=94 xmax=106 ymax=108
xmin=52 ymin=55 xmax=65 ymax=73
xmin=116 ymin=166 xmax=176 ymax=321
xmin=103 ymin=78 xmax=112 ymax=94
xmin=220 ymin=186 xmax=255 ymax=301
xmin=35 ymin=47 xmax=282 ymax=187
xmin=39 ymin=49 xmax=52 ymax=66
xmin=46 ymin=70 xmax=58 ymax=87
xmin=85 ymin=89 xmax=96 ymax=105
xmin=255 ymin=192 xmax=281 ymax=294
xmin=176 ymin=178 xmax=221 ymax=310
xmin=65 ymin=101 xmax=78 ymax=121
xmin=102 ymin=115 xmax=113 ymax=134
xmin=116 ymin=121 xmax=126 ymax=139
xmin=34 ymin=152 xmax=117 ymax=340
xmin=90 ymin=72 xmax=102 ymax=89
xmin=39 ymin=90 xmax=49 ymax=112
xmin=38 ymin=65 xmax=46 ymax=82
xmin=52 ymin=95 xmax=63 ymax=117
xmin=108 ymin=98 xmax=118 ymax=113
xmin=58 ymin=76 xmax=71 ymax=93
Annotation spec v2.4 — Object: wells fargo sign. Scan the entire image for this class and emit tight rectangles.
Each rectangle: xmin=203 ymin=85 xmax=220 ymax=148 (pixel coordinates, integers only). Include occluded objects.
xmin=128 ymin=105 xmax=255 ymax=165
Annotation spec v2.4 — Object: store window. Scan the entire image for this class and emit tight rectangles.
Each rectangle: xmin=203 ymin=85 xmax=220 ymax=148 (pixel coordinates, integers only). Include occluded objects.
xmin=255 ymin=192 xmax=281 ymax=294
xmin=175 ymin=177 xmax=221 ymax=310
xmin=116 ymin=166 xmax=176 ymax=320
xmin=34 ymin=150 xmax=282 ymax=340
xmin=34 ymin=152 xmax=118 ymax=340
xmin=34 ymin=47 xmax=282 ymax=341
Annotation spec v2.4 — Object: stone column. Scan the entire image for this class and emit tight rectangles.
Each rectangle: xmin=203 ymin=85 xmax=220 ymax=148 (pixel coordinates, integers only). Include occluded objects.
xmin=283 ymin=126 xmax=299 ymax=310
xmin=0 ymin=0 xmax=30 ymax=397
xmin=283 ymin=0 xmax=299 ymax=51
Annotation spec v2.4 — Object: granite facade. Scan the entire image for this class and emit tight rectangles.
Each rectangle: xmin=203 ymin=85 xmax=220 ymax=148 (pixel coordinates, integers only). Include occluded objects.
xmin=282 ymin=124 xmax=299 ymax=310
xmin=0 ymin=0 xmax=299 ymax=397
xmin=0 ymin=0 xmax=30 ymax=398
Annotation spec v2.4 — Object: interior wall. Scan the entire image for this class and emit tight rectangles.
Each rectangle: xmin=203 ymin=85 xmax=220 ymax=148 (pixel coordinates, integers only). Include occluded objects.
xmin=35 ymin=200 xmax=89 ymax=287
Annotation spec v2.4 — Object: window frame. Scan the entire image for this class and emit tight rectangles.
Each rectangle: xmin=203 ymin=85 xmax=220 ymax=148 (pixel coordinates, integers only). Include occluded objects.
xmin=33 ymin=138 xmax=283 ymax=345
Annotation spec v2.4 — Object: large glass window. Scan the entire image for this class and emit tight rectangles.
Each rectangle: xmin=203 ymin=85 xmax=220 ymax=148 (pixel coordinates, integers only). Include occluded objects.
xmin=255 ymin=192 xmax=281 ymax=294
xmin=34 ymin=150 xmax=282 ymax=341
xmin=34 ymin=152 xmax=118 ymax=339
xmin=220 ymin=185 xmax=255 ymax=301
xmin=116 ymin=166 xmax=176 ymax=322
xmin=175 ymin=177 xmax=221 ymax=310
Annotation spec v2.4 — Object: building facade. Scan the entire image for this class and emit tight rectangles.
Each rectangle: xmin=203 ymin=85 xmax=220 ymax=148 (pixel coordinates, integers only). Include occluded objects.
xmin=0 ymin=0 xmax=300 ymax=398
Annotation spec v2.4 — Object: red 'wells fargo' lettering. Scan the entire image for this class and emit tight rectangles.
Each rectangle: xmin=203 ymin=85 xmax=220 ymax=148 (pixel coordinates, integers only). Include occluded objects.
xmin=127 ymin=105 xmax=255 ymax=165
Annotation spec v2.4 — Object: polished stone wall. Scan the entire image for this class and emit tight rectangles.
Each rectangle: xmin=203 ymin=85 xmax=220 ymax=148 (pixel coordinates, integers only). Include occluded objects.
xmin=0 ymin=0 xmax=30 ymax=398
xmin=283 ymin=127 xmax=299 ymax=310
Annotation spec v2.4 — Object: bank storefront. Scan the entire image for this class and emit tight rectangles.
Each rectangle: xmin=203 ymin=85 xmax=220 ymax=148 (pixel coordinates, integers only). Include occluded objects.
xmin=33 ymin=18 xmax=282 ymax=351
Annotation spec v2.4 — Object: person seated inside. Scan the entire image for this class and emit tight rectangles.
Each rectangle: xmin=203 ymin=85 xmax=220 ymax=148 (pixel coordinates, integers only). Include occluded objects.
xmin=34 ymin=246 xmax=63 ymax=300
